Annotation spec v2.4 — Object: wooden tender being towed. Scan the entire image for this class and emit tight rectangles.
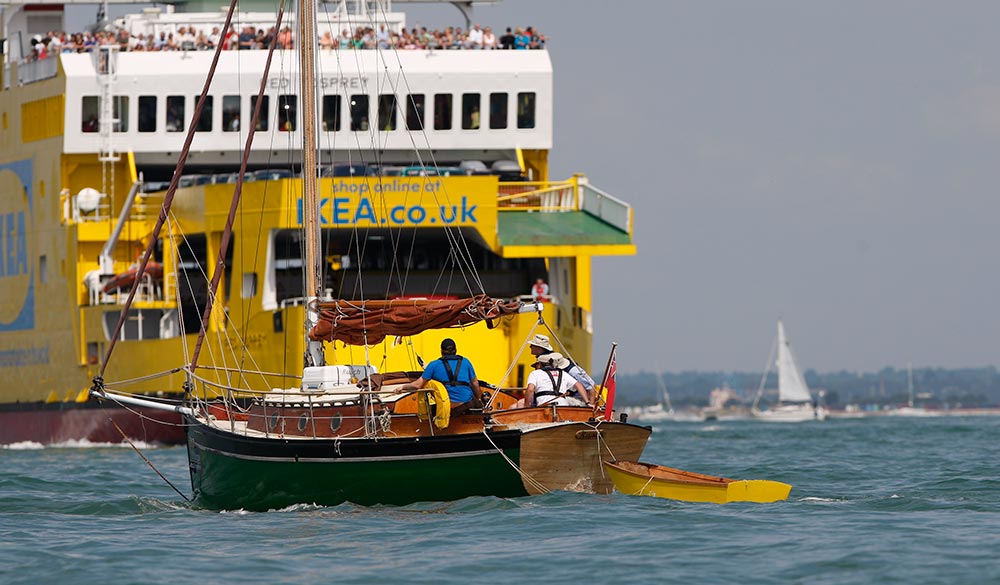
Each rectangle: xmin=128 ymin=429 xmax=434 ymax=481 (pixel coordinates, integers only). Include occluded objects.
xmin=604 ymin=460 xmax=792 ymax=504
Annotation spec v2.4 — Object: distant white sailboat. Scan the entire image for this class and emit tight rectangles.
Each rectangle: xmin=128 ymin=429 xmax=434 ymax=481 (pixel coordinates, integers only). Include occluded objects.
xmin=627 ymin=373 xmax=676 ymax=421
xmin=890 ymin=362 xmax=936 ymax=417
xmin=751 ymin=320 xmax=828 ymax=422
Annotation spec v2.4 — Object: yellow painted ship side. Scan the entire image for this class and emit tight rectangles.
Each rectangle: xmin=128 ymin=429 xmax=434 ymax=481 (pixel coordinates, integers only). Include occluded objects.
xmin=1 ymin=28 xmax=634 ymax=442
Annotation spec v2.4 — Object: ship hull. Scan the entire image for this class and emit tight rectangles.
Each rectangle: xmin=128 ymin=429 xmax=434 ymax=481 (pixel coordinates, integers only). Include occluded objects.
xmin=0 ymin=401 xmax=185 ymax=445
xmin=185 ymin=415 xmax=530 ymax=510
xmin=751 ymin=404 xmax=828 ymax=422
xmin=185 ymin=413 xmax=652 ymax=510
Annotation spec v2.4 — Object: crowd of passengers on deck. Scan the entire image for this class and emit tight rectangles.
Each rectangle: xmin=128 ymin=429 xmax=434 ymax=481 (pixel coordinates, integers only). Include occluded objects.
xmin=25 ymin=24 xmax=546 ymax=60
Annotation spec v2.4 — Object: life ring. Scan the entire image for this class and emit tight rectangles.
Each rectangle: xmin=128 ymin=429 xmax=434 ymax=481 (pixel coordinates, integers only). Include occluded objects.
xmin=103 ymin=261 xmax=164 ymax=293
xmin=416 ymin=379 xmax=451 ymax=429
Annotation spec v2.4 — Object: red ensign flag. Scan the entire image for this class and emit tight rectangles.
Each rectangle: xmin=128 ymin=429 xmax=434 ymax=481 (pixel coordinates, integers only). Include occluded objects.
xmin=603 ymin=355 xmax=617 ymax=421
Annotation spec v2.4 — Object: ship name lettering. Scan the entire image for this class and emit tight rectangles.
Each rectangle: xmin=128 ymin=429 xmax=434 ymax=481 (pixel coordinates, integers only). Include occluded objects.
xmin=270 ymin=76 xmax=366 ymax=90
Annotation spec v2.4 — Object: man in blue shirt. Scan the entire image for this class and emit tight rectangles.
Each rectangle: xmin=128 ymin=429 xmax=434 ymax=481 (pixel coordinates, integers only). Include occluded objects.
xmin=412 ymin=338 xmax=483 ymax=410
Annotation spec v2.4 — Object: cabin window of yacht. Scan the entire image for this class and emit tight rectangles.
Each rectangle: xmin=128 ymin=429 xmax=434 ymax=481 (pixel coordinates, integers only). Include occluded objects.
xmin=250 ymin=95 xmax=269 ymax=131
xmin=517 ymin=92 xmax=536 ymax=129
xmin=378 ymin=94 xmax=397 ymax=131
xmin=461 ymin=93 xmax=480 ymax=130
xmin=81 ymin=96 xmax=99 ymax=132
xmin=166 ymin=96 xmax=185 ymax=132
xmin=112 ymin=96 xmax=129 ymax=132
xmin=278 ymin=95 xmax=297 ymax=131
xmin=39 ymin=255 xmax=47 ymax=284
xmin=489 ymin=92 xmax=508 ymax=129
xmin=322 ymin=95 xmax=341 ymax=131
xmin=350 ymin=95 xmax=369 ymax=131
xmin=405 ymin=94 xmax=425 ymax=131
xmin=194 ymin=95 xmax=213 ymax=131
xmin=433 ymin=94 xmax=452 ymax=130
xmin=138 ymin=96 xmax=156 ymax=132
xmin=222 ymin=95 xmax=240 ymax=132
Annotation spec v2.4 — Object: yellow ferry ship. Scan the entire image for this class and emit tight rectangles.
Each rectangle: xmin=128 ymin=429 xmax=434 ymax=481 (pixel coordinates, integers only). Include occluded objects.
xmin=0 ymin=0 xmax=635 ymax=444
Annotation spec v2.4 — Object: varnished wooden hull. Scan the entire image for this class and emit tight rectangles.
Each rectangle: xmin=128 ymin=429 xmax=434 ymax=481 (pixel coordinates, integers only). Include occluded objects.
xmin=518 ymin=421 xmax=652 ymax=495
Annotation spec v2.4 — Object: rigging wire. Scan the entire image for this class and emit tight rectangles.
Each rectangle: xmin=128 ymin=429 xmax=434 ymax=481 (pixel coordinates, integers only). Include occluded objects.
xmin=97 ymin=0 xmax=242 ymax=378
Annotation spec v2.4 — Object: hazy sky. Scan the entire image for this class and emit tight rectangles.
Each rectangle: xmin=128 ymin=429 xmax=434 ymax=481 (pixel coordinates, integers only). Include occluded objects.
xmin=73 ymin=1 xmax=1000 ymax=373
xmin=402 ymin=0 xmax=1000 ymax=373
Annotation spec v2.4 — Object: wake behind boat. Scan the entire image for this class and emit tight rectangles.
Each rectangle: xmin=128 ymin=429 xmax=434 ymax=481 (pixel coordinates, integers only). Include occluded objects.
xmin=751 ymin=320 xmax=828 ymax=422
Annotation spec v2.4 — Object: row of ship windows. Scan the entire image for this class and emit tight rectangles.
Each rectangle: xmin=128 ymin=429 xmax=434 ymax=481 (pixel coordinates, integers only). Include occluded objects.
xmin=80 ymin=92 xmax=537 ymax=134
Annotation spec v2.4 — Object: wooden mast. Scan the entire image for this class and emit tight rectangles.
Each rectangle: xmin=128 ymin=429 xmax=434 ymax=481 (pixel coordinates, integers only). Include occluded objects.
xmin=299 ymin=0 xmax=324 ymax=367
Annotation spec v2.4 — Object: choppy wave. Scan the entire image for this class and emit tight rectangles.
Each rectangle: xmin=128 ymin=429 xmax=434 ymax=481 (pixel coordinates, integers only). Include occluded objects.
xmin=1 ymin=417 xmax=999 ymax=584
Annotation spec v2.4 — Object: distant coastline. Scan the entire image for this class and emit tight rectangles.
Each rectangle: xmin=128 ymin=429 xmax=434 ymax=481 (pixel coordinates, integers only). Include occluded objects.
xmin=618 ymin=367 xmax=1000 ymax=410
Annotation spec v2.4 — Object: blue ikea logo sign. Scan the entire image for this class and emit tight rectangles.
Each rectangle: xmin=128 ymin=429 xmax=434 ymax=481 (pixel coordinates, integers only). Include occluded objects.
xmin=0 ymin=159 xmax=34 ymax=333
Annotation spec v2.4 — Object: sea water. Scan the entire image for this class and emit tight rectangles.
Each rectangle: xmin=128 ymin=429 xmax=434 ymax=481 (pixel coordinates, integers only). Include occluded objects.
xmin=2 ymin=417 xmax=998 ymax=584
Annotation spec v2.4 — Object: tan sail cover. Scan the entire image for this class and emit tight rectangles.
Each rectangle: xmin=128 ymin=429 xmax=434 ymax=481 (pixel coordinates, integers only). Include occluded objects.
xmin=309 ymin=295 xmax=524 ymax=345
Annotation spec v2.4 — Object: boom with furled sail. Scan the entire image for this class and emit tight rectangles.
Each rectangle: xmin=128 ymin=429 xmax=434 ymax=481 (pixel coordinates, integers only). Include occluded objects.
xmin=310 ymin=295 xmax=529 ymax=345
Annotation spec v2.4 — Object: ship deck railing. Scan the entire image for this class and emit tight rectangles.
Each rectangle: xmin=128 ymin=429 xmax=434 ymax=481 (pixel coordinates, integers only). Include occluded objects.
xmin=5 ymin=56 xmax=59 ymax=88
xmin=61 ymin=188 xmax=163 ymax=225
xmin=497 ymin=175 xmax=632 ymax=233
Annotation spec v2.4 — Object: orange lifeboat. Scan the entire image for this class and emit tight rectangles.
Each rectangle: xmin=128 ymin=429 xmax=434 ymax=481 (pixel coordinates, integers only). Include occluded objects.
xmin=103 ymin=262 xmax=164 ymax=293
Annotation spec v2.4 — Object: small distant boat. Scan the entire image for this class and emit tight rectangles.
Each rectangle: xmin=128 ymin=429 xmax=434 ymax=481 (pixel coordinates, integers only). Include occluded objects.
xmin=700 ymin=385 xmax=749 ymax=421
xmin=889 ymin=362 xmax=938 ymax=417
xmin=751 ymin=320 xmax=828 ymax=422
xmin=604 ymin=460 xmax=792 ymax=504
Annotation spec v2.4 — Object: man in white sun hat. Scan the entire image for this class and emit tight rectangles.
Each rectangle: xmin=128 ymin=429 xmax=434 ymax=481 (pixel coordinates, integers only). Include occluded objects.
xmin=528 ymin=334 xmax=597 ymax=397
xmin=525 ymin=352 xmax=591 ymax=407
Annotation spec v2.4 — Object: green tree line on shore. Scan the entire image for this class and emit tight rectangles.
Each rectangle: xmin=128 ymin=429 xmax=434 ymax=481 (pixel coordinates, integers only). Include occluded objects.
xmin=617 ymin=367 xmax=1000 ymax=409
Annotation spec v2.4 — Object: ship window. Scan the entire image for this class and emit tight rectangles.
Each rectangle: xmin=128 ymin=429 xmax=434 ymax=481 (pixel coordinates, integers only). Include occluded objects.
xmin=222 ymin=95 xmax=240 ymax=132
xmin=39 ymin=255 xmax=47 ymax=284
xmin=322 ymin=95 xmax=341 ymax=131
xmin=194 ymin=95 xmax=213 ymax=131
xmin=433 ymin=94 xmax=452 ymax=130
xmin=250 ymin=95 xmax=269 ymax=131
xmin=489 ymin=92 xmax=508 ymax=129
xmin=242 ymin=273 xmax=257 ymax=299
xmin=112 ymin=96 xmax=129 ymax=132
xmin=405 ymin=94 xmax=424 ymax=131
xmin=278 ymin=95 xmax=297 ymax=131
xmin=378 ymin=94 xmax=397 ymax=131
xmin=350 ymin=94 xmax=369 ymax=131
xmin=82 ymin=96 xmax=98 ymax=132
xmin=517 ymin=92 xmax=536 ymax=129
xmin=138 ymin=96 xmax=156 ymax=132
xmin=102 ymin=309 xmax=170 ymax=341
xmin=461 ymin=93 xmax=480 ymax=130
xmin=87 ymin=342 xmax=100 ymax=366
xmin=324 ymin=230 xmax=547 ymax=299
xmin=166 ymin=95 xmax=184 ymax=132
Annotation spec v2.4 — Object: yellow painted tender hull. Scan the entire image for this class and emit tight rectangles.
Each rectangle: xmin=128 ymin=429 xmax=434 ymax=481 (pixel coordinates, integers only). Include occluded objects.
xmin=604 ymin=460 xmax=792 ymax=504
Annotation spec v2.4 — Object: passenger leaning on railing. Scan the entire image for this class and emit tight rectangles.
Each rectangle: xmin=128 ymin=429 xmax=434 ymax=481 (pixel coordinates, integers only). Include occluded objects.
xmin=22 ymin=23 xmax=546 ymax=60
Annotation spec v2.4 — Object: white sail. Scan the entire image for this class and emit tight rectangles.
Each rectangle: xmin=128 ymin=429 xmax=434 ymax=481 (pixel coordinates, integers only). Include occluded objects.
xmin=775 ymin=321 xmax=812 ymax=404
